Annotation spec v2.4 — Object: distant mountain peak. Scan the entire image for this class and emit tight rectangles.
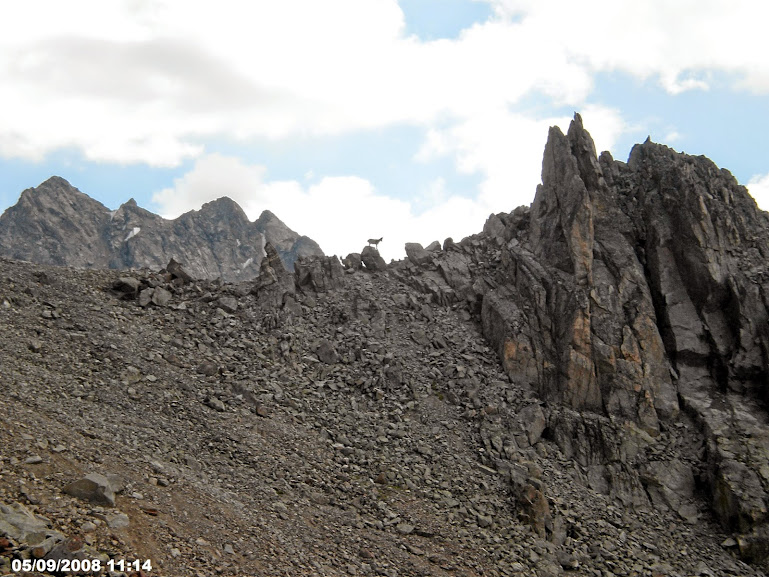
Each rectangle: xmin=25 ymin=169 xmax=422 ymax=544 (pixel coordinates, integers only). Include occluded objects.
xmin=0 ymin=182 xmax=324 ymax=279
xmin=256 ymin=208 xmax=278 ymax=221
xmin=39 ymin=175 xmax=74 ymax=188
xmin=198 ymin=196 xmax=249 ymax=221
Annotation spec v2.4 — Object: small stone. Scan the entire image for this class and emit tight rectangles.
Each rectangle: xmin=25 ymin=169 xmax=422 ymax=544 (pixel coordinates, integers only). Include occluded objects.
xmin=113 ymin=277 xmax=141 ymax=295
xmin=557 ymin=550 xmax=579 ymax=570
xmin=224 ymin=544 xmax=235 ymax=554
xmin=106 ymin=513 xmax=130 ymax=529
xmin=694 ymin=562 xmax=715 ymax=577
xmin=476 ymin=514 xmax=493 ymax=528
xmin=217 ymin=296 xmax=238 ymax=313
xmin=152 ymin=286 xmax=172 ymax=307
xmin=316 ymin=339 xmax=339 ymax=364
xmin=138 ymin=288 xmax=154 ymax=307
xmin=396 ymin=523 xmax=414 ymax=535
xmin=197 ymin=362 xmax=218 ymax=376
xmin=31 ymin=536 xmax=57 ymax=558
xmin=205 ymin=397 xmax=226 ymax=412
xmin=24 ymin=456 xmax=43 ymax=465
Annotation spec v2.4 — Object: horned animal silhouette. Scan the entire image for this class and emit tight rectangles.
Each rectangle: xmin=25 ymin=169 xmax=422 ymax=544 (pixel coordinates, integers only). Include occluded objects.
xmin=367 ymin=237 xmax=383 ymax=248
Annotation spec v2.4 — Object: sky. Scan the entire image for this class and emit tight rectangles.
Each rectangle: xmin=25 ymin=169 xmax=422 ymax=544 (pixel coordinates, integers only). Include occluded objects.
xmin=1 ymin=0 xmax=768 ymax=263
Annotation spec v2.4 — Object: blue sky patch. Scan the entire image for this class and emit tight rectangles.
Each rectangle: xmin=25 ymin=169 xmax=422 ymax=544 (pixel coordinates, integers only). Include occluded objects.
xmin=399 ymin=0 xmax=491 ymax=40
xmin=591 ymin=71 xmax=769 ymax=185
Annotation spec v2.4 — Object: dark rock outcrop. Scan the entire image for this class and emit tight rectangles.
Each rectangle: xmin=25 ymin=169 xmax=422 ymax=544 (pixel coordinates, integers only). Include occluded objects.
xmin=294 ymin=255 xmax=344 ymax=292
xmin=392 ymin=113 xmax=769 ymax=568
xmin=0 ymin=177 xmax=324 ymax=280
xmin=361 ymin=246 xmax=387 ymax=272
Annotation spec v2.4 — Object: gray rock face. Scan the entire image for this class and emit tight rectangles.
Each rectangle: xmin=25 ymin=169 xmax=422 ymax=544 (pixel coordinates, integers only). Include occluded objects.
xmin=294 ymin=255 xmax=344 ymax=292
xmin=0 ymin=177 xmax=324 ymax=280
xmin=392 ymin=113 xmax=769 ymax=568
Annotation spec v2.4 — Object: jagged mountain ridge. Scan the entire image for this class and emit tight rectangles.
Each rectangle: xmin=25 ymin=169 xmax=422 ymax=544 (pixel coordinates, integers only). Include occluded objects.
xmin=0 ymin=176 xmax=323 ymax=280
xmin=394 ymin=113 xmax=769 ymax=567
xmin=2 ymin=116 xmax=769 ymax=575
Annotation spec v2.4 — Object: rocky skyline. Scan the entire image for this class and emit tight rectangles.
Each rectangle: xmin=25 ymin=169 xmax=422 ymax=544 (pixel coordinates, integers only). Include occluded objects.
xmin=0 ymin=176 xmax=323 ymax=281
xmin=1 ymin=2 xmax=768 ymax=264
xmin=1 ymin=116 xmax=769 ymax=574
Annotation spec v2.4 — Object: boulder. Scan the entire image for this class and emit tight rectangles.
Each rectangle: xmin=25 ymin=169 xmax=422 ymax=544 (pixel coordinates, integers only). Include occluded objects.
xmin=254 ymin=242 xmax=296 ymax=306
xmin=166 ymin=258 xmax=193 ymax=283
xmin=63 ymin=473 xmax=116 ymax=506
xmin=342 ymin=253 xmax=363 ymax=270
xmin=216 ymin=295 xmax=239 ymax=313
xmin=405 ymin=243 xmax=433 ymax=267
xmin=361 ymin=246 xmax=387 ymax=272
xmin=112 ymin=277 xmax=141 ymax=296
xmin=151 ymin=286 xmax=172 ymax=307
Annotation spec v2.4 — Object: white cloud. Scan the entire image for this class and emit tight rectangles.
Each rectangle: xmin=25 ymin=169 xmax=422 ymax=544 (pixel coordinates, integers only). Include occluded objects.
xmin=152 ymin=153 xmax=269 ymax=215
xmin=481 ymin=0 xmax=769 ymax=94
xmin=747 ymin=173 xmax=769 ymax=211
xmin=152 ymin=153 xmax=490 ymax=262
xmin=416 ymin=105 xmax=626 ymax=213
xmin=1 ymin=0 xmax=767 ymax=167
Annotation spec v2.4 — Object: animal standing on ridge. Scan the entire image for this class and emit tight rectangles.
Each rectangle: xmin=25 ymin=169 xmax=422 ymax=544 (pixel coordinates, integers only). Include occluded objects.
xmin=367 ymin=237 xmax=383 ymax=249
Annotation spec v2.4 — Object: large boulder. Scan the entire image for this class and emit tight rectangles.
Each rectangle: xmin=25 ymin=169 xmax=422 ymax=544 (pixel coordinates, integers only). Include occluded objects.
xmin=405 ymin=243 xmax=433 ymax=267
xmin=63 ymin=473 xmax=117 ymax=507
xmin=361 ymin=246 xmax=387 ymax=272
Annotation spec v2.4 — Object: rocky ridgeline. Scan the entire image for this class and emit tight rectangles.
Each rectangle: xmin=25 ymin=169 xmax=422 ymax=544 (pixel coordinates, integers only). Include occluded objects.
xmin=0 ymin=176 xmax=324 ymax=280
xmin=388 ymin=114 xmax=769 ymax=569
xmin=1 ymin=115 xmax=768 ymax=576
